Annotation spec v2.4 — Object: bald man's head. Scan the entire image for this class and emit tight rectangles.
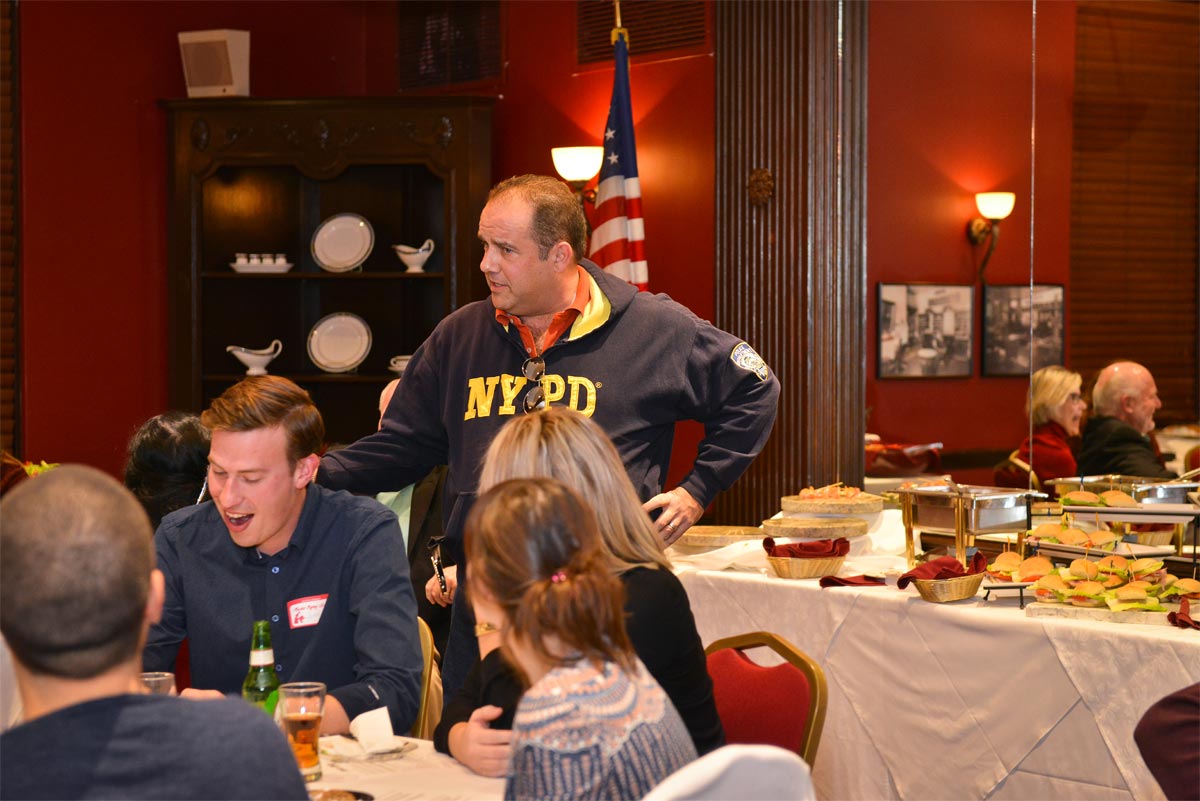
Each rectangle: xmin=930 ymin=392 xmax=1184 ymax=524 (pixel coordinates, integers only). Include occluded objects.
xmin=1092 ymin=361 xmax=1162 ymax=434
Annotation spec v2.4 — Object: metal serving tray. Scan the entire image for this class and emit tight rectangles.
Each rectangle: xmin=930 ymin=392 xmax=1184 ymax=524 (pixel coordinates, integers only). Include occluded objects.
xmin=1045 ymin=475 xmax=1200 ymax=505
xmin=898 ymin=484 xmax=1040 ymax=534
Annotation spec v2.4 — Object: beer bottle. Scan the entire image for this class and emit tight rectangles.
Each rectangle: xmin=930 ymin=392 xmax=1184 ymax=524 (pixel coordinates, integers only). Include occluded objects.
xmin=241 ymin=620 xmax=280 ymax=715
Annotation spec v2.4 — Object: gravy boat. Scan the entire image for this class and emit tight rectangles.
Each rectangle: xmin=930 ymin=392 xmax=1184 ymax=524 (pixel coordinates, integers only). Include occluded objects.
xmin=392 ymin=238 xmax=435 ymax=273
xmin=226 ymin=339 xmax=282 ymax=376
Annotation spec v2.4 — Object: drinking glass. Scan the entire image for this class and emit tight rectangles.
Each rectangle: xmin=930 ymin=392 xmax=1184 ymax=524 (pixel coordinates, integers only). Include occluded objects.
xmin=139 ymin=671 xmax=175 ymax=695
xmin=278 ymin=682 xmax=325 ymax=781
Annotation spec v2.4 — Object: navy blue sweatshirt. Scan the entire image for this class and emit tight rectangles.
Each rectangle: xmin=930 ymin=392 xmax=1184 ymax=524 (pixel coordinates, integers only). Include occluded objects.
xmin=319 ymin=260 xmax=780 ymax=559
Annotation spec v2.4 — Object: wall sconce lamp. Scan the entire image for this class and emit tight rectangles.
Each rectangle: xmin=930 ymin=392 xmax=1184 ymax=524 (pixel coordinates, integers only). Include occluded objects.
xmin=551 ymin=146 xmax=605 ymax=206
xmin=966 ymin=191 xmax=1016 ymax=281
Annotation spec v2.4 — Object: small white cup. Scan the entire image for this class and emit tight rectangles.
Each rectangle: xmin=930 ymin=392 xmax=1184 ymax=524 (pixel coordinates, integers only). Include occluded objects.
xmin=235 ymin=253 xmax=248 ymax=265
xmin=248 ymin=254 xmax=262 ymax=265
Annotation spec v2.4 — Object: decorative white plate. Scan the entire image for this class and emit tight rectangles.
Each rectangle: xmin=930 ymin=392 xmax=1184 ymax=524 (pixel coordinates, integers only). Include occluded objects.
xmin=308 ymin=313 xmax=372 ymax=373
xmin=312 ymin=213 xmax=374 ymax=272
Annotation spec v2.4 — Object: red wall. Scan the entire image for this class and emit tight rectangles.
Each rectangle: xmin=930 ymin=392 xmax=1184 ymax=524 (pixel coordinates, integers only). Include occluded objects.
xmin=17 ymin=1 xmax=713 ymax=477
xmin=866 ymin=0 xmax=1076 ymax=482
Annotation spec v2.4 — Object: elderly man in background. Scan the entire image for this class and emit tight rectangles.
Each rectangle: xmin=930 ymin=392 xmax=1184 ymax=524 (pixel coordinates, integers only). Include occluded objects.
xmin=1078 ymin=361 xmax=1176 ymax=479
xmin=1 ymin=466 xmax=307 ymax=800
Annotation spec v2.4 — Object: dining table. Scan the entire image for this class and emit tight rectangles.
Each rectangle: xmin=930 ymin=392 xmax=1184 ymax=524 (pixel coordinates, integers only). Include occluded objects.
xmin=309 ymin=736 xmax=503 ymax=801
xmin=674 ymin=563 xmax=1200 ymax=801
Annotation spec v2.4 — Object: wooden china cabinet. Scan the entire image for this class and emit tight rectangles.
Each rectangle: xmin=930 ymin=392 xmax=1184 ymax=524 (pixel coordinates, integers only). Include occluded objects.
xmin=164 ymin=98 xmax=493 ymax=445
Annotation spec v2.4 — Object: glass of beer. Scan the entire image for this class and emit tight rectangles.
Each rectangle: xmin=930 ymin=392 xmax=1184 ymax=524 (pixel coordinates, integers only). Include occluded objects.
xmin=278 ymin=682 xmax=325 ymax=782
xmin=139 ymin=671 xmax=175 ymax=695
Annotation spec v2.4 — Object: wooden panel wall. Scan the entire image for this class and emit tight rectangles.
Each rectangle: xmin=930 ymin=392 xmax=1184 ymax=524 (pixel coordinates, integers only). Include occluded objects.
xmin=712 ymin=0 xmax=867 ymax=525
xmin=1070 ymin=0 xmax=1199 ymax=422
xmin=1 ymin=0 xmax=16 ymax=455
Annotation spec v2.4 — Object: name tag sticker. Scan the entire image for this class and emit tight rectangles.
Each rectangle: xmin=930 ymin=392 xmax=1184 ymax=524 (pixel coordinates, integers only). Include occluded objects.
xmin=287 ymin=594 xmax=328 ymax=629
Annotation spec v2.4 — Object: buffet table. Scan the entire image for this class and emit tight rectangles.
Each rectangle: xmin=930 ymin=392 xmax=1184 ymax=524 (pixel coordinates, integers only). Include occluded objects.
xmin=676 ymin=567 xmax=1200 ymax=801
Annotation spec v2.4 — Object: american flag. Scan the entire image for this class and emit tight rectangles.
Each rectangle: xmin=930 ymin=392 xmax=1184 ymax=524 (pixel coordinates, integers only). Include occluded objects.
xmin=588 ymin=32 xmax=647 ymax=290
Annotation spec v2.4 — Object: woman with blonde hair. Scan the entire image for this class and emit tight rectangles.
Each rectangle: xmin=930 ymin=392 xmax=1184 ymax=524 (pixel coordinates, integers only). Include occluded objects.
xmin=433 ymin=407 xmax=723 ymax=774
xmin=465 ymin=477 xmax=696 ymax=799
xmin=1019 ymin=365 xmax=1086 ymax=481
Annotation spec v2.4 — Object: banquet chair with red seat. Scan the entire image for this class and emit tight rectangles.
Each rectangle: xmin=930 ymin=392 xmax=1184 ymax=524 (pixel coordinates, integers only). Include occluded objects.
xmin=704 ymin=631 xmax=827 ymax=766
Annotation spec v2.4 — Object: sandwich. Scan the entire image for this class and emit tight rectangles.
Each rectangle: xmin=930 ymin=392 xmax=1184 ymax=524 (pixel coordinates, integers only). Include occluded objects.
xmin=1034 ymin=574 xmax=1070 ymax=603
xmin=1083 ymin=528 xmax=1122 ymax=551
xmin=1160 ymin=577 xmax=1200 ymax=603
xmin=1029 ymin=522 xmax=1065 ymax=541
xmin=1096 ymin=554 xmax=1130 ymax=580
xmin=1106 ymin=584 xmax=1165 ymax=613
xmin=1099 ymin=489 xmax=1138 ymax=508
xmin=1062 ymin=490 xmax=1105 ymax=507
xmin=1055 ymin=528 xmax=1091 ymax=547
xmin=1066 ymin=558 xmax=1099 ymax=583
xmin=1123 ymin=579 xmax=1162 ymax=597
xmin=1067 ymin=580 xmax=1108 ymax=607
xmin=1014 ymin=555 xmax=1054 ymax=583
xmin=1130 ymin=558 xmax=1166 ymax=583
xmin=986 ymin=551 xmax=1023 ymax=582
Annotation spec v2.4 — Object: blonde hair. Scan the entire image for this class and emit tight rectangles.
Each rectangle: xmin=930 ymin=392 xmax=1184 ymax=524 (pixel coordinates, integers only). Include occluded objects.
xmin=478 ymin=407 xmax=671 ymax=573
xmin=1027 ymin=365 xmax=1082 ymax=426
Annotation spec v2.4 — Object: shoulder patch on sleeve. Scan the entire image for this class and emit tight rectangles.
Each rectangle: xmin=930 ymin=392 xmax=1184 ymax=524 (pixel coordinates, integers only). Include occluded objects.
xmin=731 ymin=342 xmax=769 ymax=381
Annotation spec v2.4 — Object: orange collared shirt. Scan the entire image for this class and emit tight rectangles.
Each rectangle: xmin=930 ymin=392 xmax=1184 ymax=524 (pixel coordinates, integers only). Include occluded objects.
xmin=494 ymin=265 xmax=592 ymax=356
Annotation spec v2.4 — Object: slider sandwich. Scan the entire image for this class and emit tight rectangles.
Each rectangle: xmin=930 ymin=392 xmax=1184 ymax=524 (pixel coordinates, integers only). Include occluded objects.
xmin=1067 ymin=580 xmax=1107 ymax=608
xmin=1062 ymin=490 xmax=1105 ymax=507
xmin=1106 ymin=584 xmax=1165 ymax=613
xmin=986 ymin=551 xmax=1022 ymax=582
xmin=1083 ymin=528 xmax=1122 ymax=551
xmin=1034 ymin=574 xmax=1070 ymax=603
xmin=1099 ymin=489 xmax=1137 ymax=507
xmin=1014 ymin=555 xmax=1054 ymax=583
xmin=1160 ymin=577 xmax=1200 ymax=603
xmin=1130 ymin=558 xmax=1166 ymax=583
xmin=1060 ymin=558 xmax=1099 ymax=586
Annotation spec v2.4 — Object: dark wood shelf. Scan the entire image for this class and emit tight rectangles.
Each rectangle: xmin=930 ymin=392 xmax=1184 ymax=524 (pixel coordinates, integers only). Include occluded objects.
xmin=201 ymin=271 xmax=447 ymax=280
xmin=205 ymin=372 xmax=399 ymax=384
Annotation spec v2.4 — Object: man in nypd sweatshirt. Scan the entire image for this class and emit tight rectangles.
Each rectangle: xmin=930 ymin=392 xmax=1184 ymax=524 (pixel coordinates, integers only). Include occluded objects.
xmin=318 ymin=174 xmax=780 ymax=693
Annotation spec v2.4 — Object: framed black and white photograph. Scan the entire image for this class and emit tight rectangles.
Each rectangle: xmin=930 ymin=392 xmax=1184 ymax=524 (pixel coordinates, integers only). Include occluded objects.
xmin=877 ymin=283 xmax=974 ymax=378
xmin=983 ymin=284 xmax=1065 ymax=376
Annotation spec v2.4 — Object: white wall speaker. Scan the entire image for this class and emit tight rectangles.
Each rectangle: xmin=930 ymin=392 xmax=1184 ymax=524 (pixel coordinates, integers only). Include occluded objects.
xmin=178 ymin=30 xmax=250 ymax=98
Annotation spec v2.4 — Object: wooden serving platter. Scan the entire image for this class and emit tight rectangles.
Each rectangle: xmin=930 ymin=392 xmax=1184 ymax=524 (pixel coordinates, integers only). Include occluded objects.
xmin=781 ymin=493 xmax=885 ymax=515
xmin=675 ymin=525 xmax=764 ymax=549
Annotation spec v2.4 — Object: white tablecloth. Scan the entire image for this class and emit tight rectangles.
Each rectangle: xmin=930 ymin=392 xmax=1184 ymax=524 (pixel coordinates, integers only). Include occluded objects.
xmin=676 ymin=567 xmax=1200 ymax=801
xmin=310 ymin=736 xmax=503 ymax=801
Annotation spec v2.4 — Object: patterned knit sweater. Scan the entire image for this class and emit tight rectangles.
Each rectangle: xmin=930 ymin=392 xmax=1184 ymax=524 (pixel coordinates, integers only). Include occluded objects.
xmin=505 ymin=659 xmax=697 ymax=800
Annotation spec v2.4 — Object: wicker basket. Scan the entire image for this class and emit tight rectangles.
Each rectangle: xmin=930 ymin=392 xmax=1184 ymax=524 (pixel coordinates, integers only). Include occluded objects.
xmin=1131 ymin=529 xmax=1176 ymax=547
xmin=767 ymin=555 xmax=846 ymax=580
xmin=912 ymin=572 xmax=984 ymax=603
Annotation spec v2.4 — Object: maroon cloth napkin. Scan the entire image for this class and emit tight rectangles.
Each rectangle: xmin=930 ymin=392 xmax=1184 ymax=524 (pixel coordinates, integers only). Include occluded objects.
xmin=897 ymin=552 xmax=987 ymax=590
xmin=1168 ymin=598 xmax=1200 ymax=631
xmin=763 ymin=537 xmax=850 ymax=559
xmin=820 ymin=574 xmax=887 ymax=588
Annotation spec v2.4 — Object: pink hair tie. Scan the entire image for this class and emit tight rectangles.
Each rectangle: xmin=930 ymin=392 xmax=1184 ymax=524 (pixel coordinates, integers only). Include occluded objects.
xmin=550 ymin=570 xmax=567 ymax=584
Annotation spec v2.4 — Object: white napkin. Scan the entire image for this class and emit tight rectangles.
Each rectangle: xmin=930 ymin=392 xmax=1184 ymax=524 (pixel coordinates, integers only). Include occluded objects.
xmin=348 ymin=706 xmax=397 ymax=755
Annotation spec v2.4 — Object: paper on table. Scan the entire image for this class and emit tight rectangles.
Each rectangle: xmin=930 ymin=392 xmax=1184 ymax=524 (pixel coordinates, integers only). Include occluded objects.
xmin=346 ymin=706 xmax=400 ymax=755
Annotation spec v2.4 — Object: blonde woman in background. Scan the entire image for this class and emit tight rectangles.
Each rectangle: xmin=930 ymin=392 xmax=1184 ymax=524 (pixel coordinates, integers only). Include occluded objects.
xmin=1018 ymin=365 xmax=1087 ymax=481
xmin=433 ymin=407 xmax=723 ymax=774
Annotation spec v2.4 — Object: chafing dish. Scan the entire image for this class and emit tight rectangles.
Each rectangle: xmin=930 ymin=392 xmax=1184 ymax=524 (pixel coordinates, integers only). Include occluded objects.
xmin=897 ymin=484 xmax=1045 ymax=567
xmin=1043 ymin=475 xmax=1200 ymax=503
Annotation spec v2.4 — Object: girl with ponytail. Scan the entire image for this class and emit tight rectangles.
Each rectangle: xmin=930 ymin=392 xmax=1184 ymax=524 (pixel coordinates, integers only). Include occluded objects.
xmin=465 ymin=477 xmax=695 ymax=800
